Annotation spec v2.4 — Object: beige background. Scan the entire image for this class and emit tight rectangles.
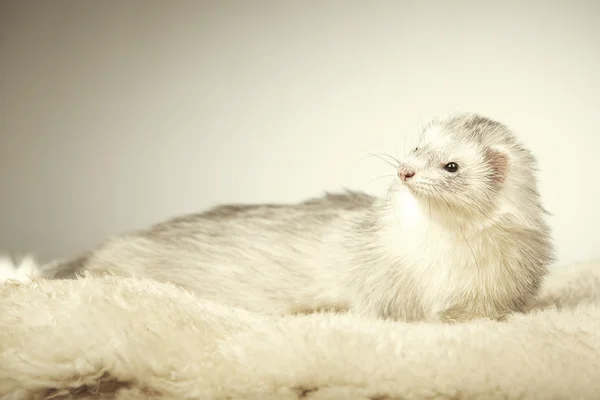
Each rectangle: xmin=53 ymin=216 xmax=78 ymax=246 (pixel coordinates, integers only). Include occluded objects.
xmin=1 ymin=0 xmax=599 ymax=265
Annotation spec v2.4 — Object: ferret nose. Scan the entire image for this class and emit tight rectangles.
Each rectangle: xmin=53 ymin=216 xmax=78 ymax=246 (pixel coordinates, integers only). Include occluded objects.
xmin=397 ymin=166 xmax=415 ymax=181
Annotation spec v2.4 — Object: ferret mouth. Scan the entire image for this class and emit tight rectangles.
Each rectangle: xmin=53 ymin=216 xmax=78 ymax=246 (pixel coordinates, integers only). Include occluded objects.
xmin=401 ymin=180 xmax=435 ymax=198
xmin=399 ymin=180 xmax=463 ymax=213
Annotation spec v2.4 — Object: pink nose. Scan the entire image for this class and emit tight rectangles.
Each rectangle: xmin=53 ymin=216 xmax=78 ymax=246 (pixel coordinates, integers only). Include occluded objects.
xmin=397 ymin=167 xmax=415 ymax=181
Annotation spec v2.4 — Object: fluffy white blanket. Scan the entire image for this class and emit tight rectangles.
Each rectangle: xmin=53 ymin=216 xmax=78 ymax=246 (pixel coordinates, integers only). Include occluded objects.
xmin=2 ymin=259 xmax=600 ymax=400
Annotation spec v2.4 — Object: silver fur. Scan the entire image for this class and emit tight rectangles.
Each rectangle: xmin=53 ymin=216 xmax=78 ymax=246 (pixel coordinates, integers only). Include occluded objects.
xmin=38 ymin=113 xmax=554 ymax=322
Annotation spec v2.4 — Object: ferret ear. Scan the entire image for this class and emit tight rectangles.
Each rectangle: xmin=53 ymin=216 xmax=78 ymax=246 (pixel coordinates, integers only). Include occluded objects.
xmin=486 ymin=146 xmax=510 ymax=183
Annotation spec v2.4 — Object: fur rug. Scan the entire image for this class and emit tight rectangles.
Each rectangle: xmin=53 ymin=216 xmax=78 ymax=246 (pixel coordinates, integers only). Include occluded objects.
xmin=2 ymin=259 xmax=600 ymax=400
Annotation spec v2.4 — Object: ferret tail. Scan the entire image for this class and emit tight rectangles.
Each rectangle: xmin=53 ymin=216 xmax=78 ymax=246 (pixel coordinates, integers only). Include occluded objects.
xmin=0 ymin=253 xmax=43 ymax=284
xmin=0 ymin=252 xmax=89 ymax=285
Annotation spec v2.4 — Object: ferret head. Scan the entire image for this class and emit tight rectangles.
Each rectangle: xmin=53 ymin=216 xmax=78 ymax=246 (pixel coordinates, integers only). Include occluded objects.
xmin=395 ymin=113 xmax=536 ymax=219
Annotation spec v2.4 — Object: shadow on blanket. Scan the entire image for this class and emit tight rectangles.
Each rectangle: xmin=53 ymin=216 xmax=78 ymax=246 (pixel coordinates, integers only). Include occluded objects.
xmin=2 ymin=259 xmax=600 ymax=400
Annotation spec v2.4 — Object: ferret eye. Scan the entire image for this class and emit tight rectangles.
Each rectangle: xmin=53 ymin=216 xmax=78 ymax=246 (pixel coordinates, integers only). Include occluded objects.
xmin=444 ymin=162 xmax=459 ymax=173
xmin=413 ymin=147 xmax=419 ymax=152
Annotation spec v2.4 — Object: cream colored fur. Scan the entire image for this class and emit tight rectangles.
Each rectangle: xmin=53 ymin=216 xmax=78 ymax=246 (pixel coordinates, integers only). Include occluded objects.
xmin=0 ymin=114 xmax=555 ymax=324
xmin=2 ymin=258 xmax=600 ymax=400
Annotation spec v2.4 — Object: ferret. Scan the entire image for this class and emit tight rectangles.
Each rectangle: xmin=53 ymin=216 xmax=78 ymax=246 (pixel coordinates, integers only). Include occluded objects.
xmin=0 ymin=113 xmax=554 ymax=323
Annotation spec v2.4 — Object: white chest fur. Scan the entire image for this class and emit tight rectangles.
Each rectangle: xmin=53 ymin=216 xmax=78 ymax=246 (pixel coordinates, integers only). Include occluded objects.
xmin=381 ymin=190 xmax=513 ymax=318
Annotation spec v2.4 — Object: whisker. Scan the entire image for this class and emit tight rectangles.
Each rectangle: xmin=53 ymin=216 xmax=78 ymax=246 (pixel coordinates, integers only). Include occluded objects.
xmin=385 ymin=185 xmax=404 ymax=231
xmin=358 ymin=151 xmax=399 ymax=169
xmin=382 ymin=153 xmax=401 ymax=164
xmin=422 ymin=195 xmax=432 ymax=249
xmin=368 ymin=174 xmax=396 ymax=185
xmin=428 ymin=196 xmax=432 ymax=221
